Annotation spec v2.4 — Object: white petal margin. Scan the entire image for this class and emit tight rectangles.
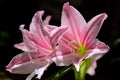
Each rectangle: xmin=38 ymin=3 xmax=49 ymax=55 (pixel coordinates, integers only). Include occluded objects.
xmin=51 ymin=50 xmax=73 ymax=66
xmin=35 ymin=63 xmax=50 ymax=79
xmin=73 ymin=55 xmax=83 ymax=71
xmin=87 ymin=60 xmax=97 ymax=75
xmin=26 ymin=63 xmax=50 ymax=80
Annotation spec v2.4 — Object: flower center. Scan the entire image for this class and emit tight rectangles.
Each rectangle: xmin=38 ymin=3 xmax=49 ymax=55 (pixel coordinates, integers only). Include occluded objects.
xmin=76 ymin=45 xmax=87 ymax=56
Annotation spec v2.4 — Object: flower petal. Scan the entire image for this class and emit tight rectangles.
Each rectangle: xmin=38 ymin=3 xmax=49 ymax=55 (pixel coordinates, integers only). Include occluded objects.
xmin=52 ymin=50 xmax=73 ymax=66
xmin=87 ymin=60 xmax=97 ymax=76
xmin=29 ymin=11 xmax=52 ymax=50
xmin=62 ymin=2 xmax=86 ymax=44
xmin=43 ymin=16 xmax=51 ymax=25
xmin=44 ymin=25 xmax=57 ymax=34
xmin=14 ymin=42 xmax=28 ymax=51
xmin=26 ymin=62 xmax=50 ymax=80
xmin=59 ymin=39 xmax=72 ymax=53
xmin=35 ymin=63 xmax=50 ymax=79
xmin=77 ymin=39 xmax=109 ymax=75
xmin=29 ymin=11 xmax=44 ymax=33
xmin=85 ymin=39 xmax=109 ymax=59
xmin=72 ymin=55 xmax=84 ymax=71
xmin=26 ymin=71 xmax=36 ymax=80
xmin=49 ymin=25 xmax=68 ymax=48
xmin=6 ymin=51 xmax=48 ymax=74
xmin=85 ymin=13 xmax=108 ymax=45
xmin=20 ymin=26 xmax=52 ymax=54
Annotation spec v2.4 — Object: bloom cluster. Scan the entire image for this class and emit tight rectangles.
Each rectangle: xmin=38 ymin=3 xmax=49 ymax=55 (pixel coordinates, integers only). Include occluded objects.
xmin=6 ymin=2 xmax=109 ymax=80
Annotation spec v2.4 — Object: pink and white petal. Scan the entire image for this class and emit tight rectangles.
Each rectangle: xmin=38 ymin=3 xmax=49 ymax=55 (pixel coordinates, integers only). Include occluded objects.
xmin=6 ymin=51 xmax=47 ymax=74
xmin=62 ymin=2 xmax=86 ymax=44
xmin=26 ymin=71 xmax=36 ymax=80
xmin=87 ymin=50 xmax=107 ymax=76
xmin=40 ymin=16 xmax=52 ymax=37
xmin=26 ymin=31 xmax=51 ymax=52
xmin=20 ymin=25 xmax=34 ymax=50
xmin=14 ymin=42 xmax=28 ymax=51
xmin=50 ymin=26 xmax=68 ymax=48
xmin=21 ymin=28 xmax=51 ymax=54
xmin=26 ymin=62 xmax=50 ymax=80
xmin=87 ymin=60 xmax=97 ymax=76
xmin=87 ymin=39 xmax=109 ymax=51
xmin=88 ymin=49 xmax=108 ymax=75
xmin=43 ymin=16 xmax=51 ymax=25
xmin=42 ymin=25 xmax=57 ymax=42
xmin=44 ymin=25 xmax=57 ymax=34
xmin=59 ymin=29 xmax=76 ymax=53
xmin=85 ymin=39 xmax=109 ymax=59
xmin=61 ymin=28 xmax=75 ymax=43
xmin=35 ymin=62 xmax=50 ymax=79
xmin=85 ymin=48 xmax=109 ymax=60
xmin=52 ymin=50 xmax=73 ymax=66
xmin=29 ymin=11 xmax=52 ymax=49
xmin=29 ymin=11 xmax=44 ymax=33
xmin=59 ymin=39 xmax=71 ymax=53
xmin=73 ymin=55 xmax=84 ymax=71
xmin=85 ymin=13 xmax=108 ymax=45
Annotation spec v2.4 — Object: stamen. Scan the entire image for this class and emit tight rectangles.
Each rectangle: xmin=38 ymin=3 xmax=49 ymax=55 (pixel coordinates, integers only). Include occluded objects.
xmin=68 ymin=40 xmax=77 ymax=49
xmin=67 ymin=41 xmax=77 ymax=55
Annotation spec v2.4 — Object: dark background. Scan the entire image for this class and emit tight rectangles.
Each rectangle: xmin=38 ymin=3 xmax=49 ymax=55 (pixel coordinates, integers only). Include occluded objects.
xmin=0 ymin=0 xmax=120 ymax=80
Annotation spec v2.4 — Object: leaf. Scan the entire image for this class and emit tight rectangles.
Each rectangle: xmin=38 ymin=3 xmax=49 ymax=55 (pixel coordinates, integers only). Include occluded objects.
xmin=113 ymin=38 xmax=120 ymax=46
xmin=45 ymin=65 xmax=73 ymax=80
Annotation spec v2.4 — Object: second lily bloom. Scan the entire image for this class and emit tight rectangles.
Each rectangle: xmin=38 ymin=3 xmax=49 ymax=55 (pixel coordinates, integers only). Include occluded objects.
xmin=6 ymin=11 xmax=68 ymax=80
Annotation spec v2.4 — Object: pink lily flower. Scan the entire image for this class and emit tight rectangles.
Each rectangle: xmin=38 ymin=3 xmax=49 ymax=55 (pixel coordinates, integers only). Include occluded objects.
xmin=53 ymin=3 xmax=109 ymax=75
xmin=6 ymin=11 xmax=68 ymax=80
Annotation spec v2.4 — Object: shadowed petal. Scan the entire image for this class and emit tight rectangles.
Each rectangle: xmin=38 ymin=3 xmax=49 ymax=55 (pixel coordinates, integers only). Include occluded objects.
xmin=87 ymin=60 xmax=97 ymax=76
xmin=26 ymin=71 xmax=36 ymax=80
xmin=35 ymin=63 xmax=50 ymax=79
xmin=26 ymin=62 xmax=50 ymax=80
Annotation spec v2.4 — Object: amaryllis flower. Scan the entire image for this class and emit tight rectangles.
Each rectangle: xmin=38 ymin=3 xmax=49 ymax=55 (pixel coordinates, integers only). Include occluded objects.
xmin=53 ymin=2 xmax=109 ymax=76
xmin=6 ymin=11 xmax=68 ymax=80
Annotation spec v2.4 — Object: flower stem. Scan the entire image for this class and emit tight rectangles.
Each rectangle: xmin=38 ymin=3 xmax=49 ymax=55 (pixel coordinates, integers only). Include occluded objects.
xmin=74 ymin=68 xmax=85 ymax=80
xmin=74 ymin=58 xmax=91 ymax=80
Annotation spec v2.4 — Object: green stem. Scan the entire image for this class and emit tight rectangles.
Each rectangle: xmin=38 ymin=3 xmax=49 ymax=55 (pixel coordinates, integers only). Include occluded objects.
xmin=74 ymin=68 xmax=85 ymax=80
xmin=45 ymin=65 xmax=73 ymax=80
xmin=74 ymin=58 xmax=91 ymax=80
